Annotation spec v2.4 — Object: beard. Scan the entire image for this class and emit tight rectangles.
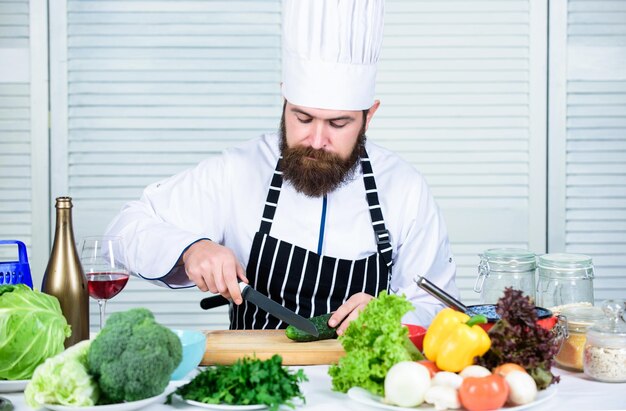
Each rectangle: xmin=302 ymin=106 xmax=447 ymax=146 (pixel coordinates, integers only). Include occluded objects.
xmin=279 ymin=111 xmax=366 ymax=198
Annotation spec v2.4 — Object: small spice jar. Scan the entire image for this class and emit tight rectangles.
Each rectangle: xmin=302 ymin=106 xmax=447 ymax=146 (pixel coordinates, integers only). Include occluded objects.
xmin=474 ymin=248 xmax=536 ymax=304
xmin=536 ymin=253 xmax=594 ymax=310
xmin=583 ymin=300 xmax=626 ymax=383
xmin=555 ymin=305 xmax=604 ymax=371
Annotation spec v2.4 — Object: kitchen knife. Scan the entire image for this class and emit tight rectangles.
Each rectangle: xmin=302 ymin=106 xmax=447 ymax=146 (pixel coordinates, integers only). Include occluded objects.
xmin=200 ymin=282 xmax=319 ymax=337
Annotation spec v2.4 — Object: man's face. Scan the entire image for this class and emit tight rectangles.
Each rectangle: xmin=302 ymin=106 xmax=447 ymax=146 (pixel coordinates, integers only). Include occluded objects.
xmin=279 ymin=101 xmax=378 ymax=197
xmin=283 ymin=102 xmax=367 ymax=160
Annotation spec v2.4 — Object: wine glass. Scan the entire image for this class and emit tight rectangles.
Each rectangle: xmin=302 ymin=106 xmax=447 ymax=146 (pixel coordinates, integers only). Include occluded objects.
xmin=80 ymin=236 xmax=130 ymax=330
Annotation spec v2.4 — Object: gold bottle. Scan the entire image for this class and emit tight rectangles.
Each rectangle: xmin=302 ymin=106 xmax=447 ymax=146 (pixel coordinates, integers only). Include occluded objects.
xmin=41 ymin=197 xmax=89 ymax=347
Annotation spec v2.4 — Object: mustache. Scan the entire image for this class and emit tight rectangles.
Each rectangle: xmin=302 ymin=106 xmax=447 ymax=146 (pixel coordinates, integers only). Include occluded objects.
xmin=285 ymin=146 xmax=340 ymax=163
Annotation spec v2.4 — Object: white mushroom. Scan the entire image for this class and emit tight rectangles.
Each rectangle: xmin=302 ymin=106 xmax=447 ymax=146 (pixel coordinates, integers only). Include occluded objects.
xmin=425 ymin=385 xmax=462 ymax=410
xmin=432 ymin=371 xmax=464 ymax=390
xmin=505 ymin=370 xmax=537 ymax=405
xmin=459 ymin=365 xmax=492 ymax=378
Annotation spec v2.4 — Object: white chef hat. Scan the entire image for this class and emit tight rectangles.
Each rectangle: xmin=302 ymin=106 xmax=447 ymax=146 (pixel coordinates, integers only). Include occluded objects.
xmin=281 ymin=0 xmax=385 ymax=111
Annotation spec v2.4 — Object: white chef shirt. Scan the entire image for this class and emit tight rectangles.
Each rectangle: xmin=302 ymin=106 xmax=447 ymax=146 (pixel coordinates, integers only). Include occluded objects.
xmin=105 ymin=133 xmax=459 ymax=326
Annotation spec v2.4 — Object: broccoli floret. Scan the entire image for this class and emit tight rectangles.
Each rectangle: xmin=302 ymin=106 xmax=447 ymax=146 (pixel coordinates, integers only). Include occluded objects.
xmin=87 ymin=308 xmax=182 ymax=403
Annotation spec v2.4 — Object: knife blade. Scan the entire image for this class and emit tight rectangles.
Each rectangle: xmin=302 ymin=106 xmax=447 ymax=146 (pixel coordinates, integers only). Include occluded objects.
xmin=239 ymin=283 xmax=319 ymax=337
xmin=199 ymin=283 xmax=319 ymax=337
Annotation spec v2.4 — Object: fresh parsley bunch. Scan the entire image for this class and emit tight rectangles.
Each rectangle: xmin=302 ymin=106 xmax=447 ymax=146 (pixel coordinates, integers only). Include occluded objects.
xmin=175 ymin=355 xmax=307 ymax=411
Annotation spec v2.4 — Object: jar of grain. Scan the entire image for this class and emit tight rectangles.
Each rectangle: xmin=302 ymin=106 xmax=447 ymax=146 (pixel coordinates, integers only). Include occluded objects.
xmin=555 ymin=305 xmax=604 ymax=371
xmin=583 ymin=300 xmax=626 ymax=383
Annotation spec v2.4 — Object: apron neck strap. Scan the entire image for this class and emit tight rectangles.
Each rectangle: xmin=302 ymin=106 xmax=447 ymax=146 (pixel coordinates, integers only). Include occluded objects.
xmin=360 ymin=151 xmax=393 ymax=269
xmin=258 ymin=155 xmax=283 ymax=235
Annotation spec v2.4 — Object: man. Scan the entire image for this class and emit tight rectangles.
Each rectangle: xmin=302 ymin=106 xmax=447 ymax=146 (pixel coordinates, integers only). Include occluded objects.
xmin=105 ymin=0 xmax=458 ymax=332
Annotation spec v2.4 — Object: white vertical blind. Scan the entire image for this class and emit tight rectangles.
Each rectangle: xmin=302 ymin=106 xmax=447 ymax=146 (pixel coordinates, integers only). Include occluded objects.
xmin=40 ymin=0 xmax=625 ymax=330
xmin=47 ymin=0 xmax=551 ymax=328
xmin=50 ymin=0 xmax=283 ymax=329
xmin=0 ymin=0 xmax=28 ymax=47
xmin=370 ymin=0 xmax=547 ymax=303
xmin=550 ymin=0 xmax=626 ymax=301
xmin=0 ymin=0 xmax=31 ymax=263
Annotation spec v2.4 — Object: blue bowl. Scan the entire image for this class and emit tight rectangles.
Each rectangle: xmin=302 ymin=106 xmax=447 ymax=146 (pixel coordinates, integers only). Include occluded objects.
xmin=170 ymin=329 xmax=206 ymax=380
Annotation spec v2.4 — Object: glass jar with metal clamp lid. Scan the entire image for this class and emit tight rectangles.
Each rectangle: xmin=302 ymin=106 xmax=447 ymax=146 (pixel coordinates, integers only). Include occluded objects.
xmin=555 ymin=305 xmax=605 ymax=371
xmin=536 ymin=253 xmax=595 ymax=311
xmin=583 ymin=300 xmax=626 ymax=382
xmin=474 ymin=248 xmax=537 ymax=304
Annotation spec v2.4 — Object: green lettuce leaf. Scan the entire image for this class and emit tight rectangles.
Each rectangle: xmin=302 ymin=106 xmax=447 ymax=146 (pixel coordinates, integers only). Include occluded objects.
xmin=328 ymin=291 xmax=422 ymax=396
xmin=0 ymin=284 xmax=71 ymax=380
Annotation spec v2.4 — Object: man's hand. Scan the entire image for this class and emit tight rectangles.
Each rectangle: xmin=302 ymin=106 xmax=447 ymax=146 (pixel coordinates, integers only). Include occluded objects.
xmin=182 ymin=240 xmax=248 ymax=304
xmin=328 ymin=292 xmax=374 ymax=335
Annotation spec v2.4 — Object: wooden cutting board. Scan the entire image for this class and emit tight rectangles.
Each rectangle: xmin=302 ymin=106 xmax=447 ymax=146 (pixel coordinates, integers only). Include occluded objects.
xmin=201 ymin=329 xmax=345 ymax=366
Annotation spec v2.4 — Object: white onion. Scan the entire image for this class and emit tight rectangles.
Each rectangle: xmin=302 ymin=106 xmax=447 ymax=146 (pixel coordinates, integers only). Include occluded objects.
xmin=384 ymin=361 xmax=431 ymax=407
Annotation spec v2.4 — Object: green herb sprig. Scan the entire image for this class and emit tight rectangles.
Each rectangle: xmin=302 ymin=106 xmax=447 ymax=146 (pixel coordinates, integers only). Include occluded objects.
xmin=175 ymin=355 xmax=307 ymax=411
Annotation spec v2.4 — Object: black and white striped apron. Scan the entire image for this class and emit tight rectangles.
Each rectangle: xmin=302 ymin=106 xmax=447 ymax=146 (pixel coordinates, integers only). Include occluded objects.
xmin=231 ymin=149 xmax=393 ymax=329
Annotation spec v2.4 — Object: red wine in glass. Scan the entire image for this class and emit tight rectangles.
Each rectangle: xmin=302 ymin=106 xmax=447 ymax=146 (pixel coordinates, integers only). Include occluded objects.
xmin=87 ymin=272 xmax=129 ymax=300
xmin=81 ymin=236 xmax=129 ymax=330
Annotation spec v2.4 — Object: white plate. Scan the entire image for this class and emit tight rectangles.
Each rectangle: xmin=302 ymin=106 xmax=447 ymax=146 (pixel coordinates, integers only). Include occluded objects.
xmin=178 ymin=396 xmax=268 ymax=410
xmin=347 ymin=384 xmax=558 ymax=411
xmin=0 ymin=379 xmax=29 ymax=393
xmin=43 ymin=390 xmax=168 ymax=411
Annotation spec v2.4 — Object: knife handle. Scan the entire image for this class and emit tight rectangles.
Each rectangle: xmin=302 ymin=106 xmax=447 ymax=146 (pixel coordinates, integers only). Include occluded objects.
xmin=200 ymin=282 xmax=250 ymax=310
xmin=414 ymin=275 xmax=469 ymax=313
xmin=199 ymin=295 xmax=230 ymax=310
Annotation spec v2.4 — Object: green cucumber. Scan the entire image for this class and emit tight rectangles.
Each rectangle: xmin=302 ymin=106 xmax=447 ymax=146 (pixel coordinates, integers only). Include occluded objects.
xmin=0 ymin=397 xmax=14 ymax=411
xmin=285 ymin=313 xmax=338 ymax=342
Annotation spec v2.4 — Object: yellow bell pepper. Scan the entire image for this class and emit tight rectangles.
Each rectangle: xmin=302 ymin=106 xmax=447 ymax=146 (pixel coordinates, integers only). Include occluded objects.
xmin=423 ymin=308 xmax=470 ymax=361
xmin=423 ymin=308 xmax=491 ymax=372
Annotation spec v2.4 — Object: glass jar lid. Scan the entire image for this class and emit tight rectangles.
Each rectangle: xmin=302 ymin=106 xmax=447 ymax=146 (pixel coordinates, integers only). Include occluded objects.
xmin=587 ymin=300 xmax=626 ymax=347
xmin=537 ymin=253 xmax=594 ymax=278
xmin=480 ymin=248 xmax=536 ymax=272
xmin=561 ymin=305 xmax=604 ymax=333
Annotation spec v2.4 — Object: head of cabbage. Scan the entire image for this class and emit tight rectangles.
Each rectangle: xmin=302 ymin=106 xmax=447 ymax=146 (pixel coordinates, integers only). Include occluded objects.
xmin=0 ymin=284 xmax=71 ymax=380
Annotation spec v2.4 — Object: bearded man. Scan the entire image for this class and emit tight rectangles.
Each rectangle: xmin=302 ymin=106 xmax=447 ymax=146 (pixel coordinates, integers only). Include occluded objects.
xmin=105 ymin=0 xmax=458 ymax=330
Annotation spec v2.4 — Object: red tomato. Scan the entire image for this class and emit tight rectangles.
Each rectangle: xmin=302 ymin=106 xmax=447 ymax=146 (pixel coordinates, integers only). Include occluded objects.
xmin=459 ymin=374 xmax=509 ymax=411
xmin=416 ymin=360 xmax=440 ymax=378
